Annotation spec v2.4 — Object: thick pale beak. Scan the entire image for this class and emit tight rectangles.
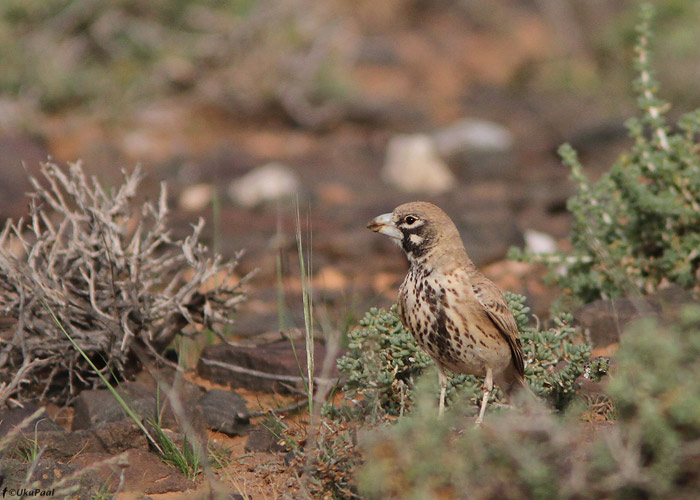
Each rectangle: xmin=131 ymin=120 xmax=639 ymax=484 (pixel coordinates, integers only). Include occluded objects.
xmin=367 ymin=213 xmax=402 ymax=241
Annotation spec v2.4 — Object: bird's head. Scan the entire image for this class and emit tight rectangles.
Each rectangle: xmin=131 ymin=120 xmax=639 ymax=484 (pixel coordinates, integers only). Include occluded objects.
xmin=367 ymin=201 xmax=465 ymax=265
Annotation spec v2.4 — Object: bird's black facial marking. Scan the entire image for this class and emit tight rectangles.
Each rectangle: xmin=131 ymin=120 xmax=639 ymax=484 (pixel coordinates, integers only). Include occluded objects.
xmin=397 ymin=214 xmax=430 ymax=258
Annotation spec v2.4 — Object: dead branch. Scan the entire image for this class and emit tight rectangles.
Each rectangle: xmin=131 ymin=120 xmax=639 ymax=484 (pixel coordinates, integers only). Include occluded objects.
xmin=0 ymin=161 xmax=253 ymax=405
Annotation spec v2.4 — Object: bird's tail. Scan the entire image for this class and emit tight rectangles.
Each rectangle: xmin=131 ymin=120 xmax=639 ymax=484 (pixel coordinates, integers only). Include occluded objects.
xmin=499 ymin=363 xmax=536 ymax=400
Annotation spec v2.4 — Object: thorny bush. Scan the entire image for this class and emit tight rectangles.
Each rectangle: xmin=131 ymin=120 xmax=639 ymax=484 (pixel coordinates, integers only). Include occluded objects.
xmin=0 ymin=162 xmax=252 ymax=405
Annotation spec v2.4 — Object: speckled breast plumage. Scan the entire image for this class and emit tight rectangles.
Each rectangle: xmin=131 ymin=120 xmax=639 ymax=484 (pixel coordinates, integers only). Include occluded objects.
xmin=397 ymin=264 xmax=511 ymax=378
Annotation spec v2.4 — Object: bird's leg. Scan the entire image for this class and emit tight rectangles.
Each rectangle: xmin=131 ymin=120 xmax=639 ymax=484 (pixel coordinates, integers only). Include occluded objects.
xmin=475 ymin=367 xmax=494 ymax=426
xmin=438 ymin=369 xmax=448 ymax=417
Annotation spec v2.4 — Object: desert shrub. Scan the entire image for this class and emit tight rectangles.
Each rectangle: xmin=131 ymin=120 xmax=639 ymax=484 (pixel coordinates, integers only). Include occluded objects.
xmin=596 ymin=307 xmax=700 ymax=498
xmin=357 ymin=304 xmax=700 ymax=500
xmin=303 ymin=417 xmax=363 ymax=500
xmin=336 ymin=305 xmax=433 ymax=418
xmin=509 ymin=3 xmax=700 ymax=308
xmin=337 ymin=292 xmax=591 ymax=418
xmin=0 ymin=162 xmax=252 ymax=404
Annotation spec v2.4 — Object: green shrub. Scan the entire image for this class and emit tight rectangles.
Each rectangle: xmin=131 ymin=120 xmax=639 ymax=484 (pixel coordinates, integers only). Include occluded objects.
xmin=597 ymin=307 xmax=700 ymax=497
xmin=337 ymin=293 xmax=591 ymax=418
xmin=336 ymin=305 xmax=434 ymax=418
xmin=509 ymin=3 xmax=700 ymax=308
xmin=357 ymin=304 xmax=700 ymax=500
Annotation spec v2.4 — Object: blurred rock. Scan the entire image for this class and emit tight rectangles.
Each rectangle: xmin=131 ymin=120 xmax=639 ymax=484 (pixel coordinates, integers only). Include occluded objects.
xmin=382 ymin=134 xmax=455 ymax=194
xmin=179 ymin=183 xmax=213 ymax=211
xmin=72 ymin=383 xmax=155 ymax=430
xmin=432 ymin=119 xmax=516 ymax=179
xmin=72 ymin=379 xmax=203 ymax=432
xmin=197 ymin=341 xmax=342 ymax=393
xmin=573 ymin=286 xmax=697 ymax=348
xmin=434 ymin=118 xmax=514 ymax=155
xmin=196 ymin=389 xmax=250 ymax=436
xmin=0 ymin=403 xmax=61 ymax=437
xmin=0 ymin=458 xmax=80 ymax=492
xmin=523 ymin=229 xmax=557 ymax=255
xmin=574 ymin=297 xmax=660 ymax=348
xmin=228 ymin=162 xmax=301 ymax=208
xmin=38 ymin=420 xmax=149 ymax=459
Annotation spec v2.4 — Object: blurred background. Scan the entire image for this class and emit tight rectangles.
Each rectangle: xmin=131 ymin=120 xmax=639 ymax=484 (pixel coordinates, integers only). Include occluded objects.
xmin=1 ymin=0 xmax=699 ymax=335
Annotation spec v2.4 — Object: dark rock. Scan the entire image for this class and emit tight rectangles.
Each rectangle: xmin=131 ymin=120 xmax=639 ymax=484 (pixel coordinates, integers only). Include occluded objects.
xmin=197 ymin=389 xmax=250 ymax=436
xmin=132 ymin=368 xmax=204 ymax=407
xmin=197 ymin=340 xmax=341 ymax=393
xmin=284 ymin=450 xmax=298 ymax=466
xmin=0 ymin=403 xmax=62 ymax=438
xmin=574 ymin=297 xmax=660 ymax=348
xmin=0 ymin=458 xmax=84 ymax=492
xmin=38 ymin=419 xmax=149 ymax=459
xmin=72 ymin=382 xmax=156 ymax=430
xmin=573 ymin=286 xmax=698 ymax=348
xmin=72 ymin=377 xmax=204 ymax=434
xmin=654 ymin=285 xmax=697 ymax=312
xmin=244 ymin=426 xmax=287 ymax=453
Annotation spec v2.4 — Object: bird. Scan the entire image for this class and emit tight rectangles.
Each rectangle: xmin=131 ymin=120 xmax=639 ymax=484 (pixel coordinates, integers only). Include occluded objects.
xmin=367 ymin=201 xmax=527 ymax=424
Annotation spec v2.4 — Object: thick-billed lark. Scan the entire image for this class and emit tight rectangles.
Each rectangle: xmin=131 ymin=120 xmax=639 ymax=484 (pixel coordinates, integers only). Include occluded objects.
xmin=368 ymin=201 xmax=527 ymax=424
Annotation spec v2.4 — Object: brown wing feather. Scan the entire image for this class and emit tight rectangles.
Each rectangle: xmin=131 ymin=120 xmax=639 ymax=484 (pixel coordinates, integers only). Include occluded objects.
xmin=471 ymin=274 xmax=525 ymax=377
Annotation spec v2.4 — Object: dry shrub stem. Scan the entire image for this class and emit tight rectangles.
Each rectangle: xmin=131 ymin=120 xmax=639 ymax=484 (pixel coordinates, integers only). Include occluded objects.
xmin=0 ymin=162 xmax=253 ymax=404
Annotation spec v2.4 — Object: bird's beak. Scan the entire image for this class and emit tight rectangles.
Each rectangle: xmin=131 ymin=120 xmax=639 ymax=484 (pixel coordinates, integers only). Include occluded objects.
xmin=367 ymin=213 xmax=402 ymax=241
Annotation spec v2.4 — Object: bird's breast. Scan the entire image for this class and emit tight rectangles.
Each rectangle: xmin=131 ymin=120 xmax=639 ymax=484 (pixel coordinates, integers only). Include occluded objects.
xmin=398 ymin=267 xmax=504 ymax=376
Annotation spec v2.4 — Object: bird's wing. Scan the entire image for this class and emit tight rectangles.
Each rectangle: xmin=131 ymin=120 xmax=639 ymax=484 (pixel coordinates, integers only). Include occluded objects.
xmin=471 ymin=274 xmax=525 ymax=376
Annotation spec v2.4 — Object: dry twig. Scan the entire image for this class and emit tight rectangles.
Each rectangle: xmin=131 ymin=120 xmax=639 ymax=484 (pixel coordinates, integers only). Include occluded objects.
xmin=0 ymin=162 xmax=253 ymax=404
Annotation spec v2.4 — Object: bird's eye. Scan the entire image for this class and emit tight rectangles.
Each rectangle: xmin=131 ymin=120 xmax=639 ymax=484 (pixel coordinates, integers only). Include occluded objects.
xmin=405 ymin=216 xmax=417 ymax=225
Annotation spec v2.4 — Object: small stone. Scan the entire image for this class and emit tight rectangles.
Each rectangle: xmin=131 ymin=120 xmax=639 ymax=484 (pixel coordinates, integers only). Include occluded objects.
xmin=523 ymin=229 xmax=557 ymax=255
xmin=381 ymin=134 xmax=455 ymax=195
xmin=197 ymin=389 xmax=250 ymax=436
xmin=228 ymin=162 xmax=301 ymax=208
xmin=179 ymin=183 xmax=213 ymax=211
xmin=433 ymin=118 xmax=514 ymax=156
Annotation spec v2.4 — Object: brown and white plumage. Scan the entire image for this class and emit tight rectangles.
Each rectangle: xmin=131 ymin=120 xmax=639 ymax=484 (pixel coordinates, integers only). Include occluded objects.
xmin=367 ymin=201 xmax=527 ymax=423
